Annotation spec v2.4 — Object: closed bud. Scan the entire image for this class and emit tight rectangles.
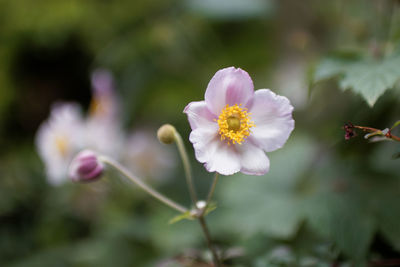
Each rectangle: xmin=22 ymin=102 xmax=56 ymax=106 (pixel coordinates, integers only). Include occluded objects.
xmin=157 ymin=124 xmax=176 ymax=144
xmin=69 ymin=150 xmax=104 ymax=182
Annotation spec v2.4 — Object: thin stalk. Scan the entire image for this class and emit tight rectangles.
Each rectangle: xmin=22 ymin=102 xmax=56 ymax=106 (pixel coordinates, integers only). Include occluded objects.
xmin=173 ymin=130 xmax=221 ymax=266
xmin=206 ymin=173 xmax=220 ymax=205
xmin=100 ymin=156 xmax=188 ymax=214
xmin=354 ymin=125 xmax=400 ymax=142
xmin=174 ymin=131 xmax=198 ymax=204
xmin=198 ymin=217 xmax=221 ymax=267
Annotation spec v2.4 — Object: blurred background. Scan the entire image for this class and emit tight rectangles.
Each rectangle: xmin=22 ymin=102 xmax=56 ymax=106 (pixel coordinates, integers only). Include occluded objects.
xmin=1 ymin=0 xmax=400 ymax=266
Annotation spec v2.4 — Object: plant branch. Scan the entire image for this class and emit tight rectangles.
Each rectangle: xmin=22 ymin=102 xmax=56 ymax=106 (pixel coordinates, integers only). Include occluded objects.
xmin=100 ymin=156 xmax=188 ymax=214
xmin=174 ymin=131 xmax=199 ymax=204
xmin=173 ymin=130 xmax=221 ymax=266
xmin=198 ymin=216 xmax=221 ymax=267
xmin=353 ymin=125 xmax=400 ymax=142
xmin=206 ymin=173 xmax=219 ymax=209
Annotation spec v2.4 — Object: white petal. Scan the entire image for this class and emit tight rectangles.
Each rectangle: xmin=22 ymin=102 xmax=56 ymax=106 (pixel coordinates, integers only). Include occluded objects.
xmin=184 ymin=101 xmax=217 ymax=130
xmin=35 ymin=102 xmax=86 ymax=185
xmin=189 ymin=126 xmax=219 ymax=162
xmin=238 ymin=141 xmax=270 ymax=175
xmin=248 ymin=89 xmax=294 ymax=152
xmin=203 ymin=140 xmax=241 ymax=175
xmin=189 ymin=129 xmax=241 ymax=175
xmin=205 ymin=67 xmax=254 ymax=115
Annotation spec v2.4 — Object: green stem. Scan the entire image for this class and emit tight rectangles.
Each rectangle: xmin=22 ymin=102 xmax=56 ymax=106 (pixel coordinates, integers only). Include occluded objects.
xmin=174 ymin=131 xmax=198 ymax=204
xmin=198 ymin=216 xmax=221 ymax=267
xmin=100 ymin=156 xmax=188 ymax=214
xmin=199 ymin=173 xmax=221 ymax=266
xmin=206 ymin=173 xmax=219 ymax=205
xmin=173 ymin=130 xmax=221 ymax=266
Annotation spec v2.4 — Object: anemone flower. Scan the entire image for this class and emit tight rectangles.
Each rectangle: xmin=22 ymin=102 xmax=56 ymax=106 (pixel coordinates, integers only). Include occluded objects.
xmin=184 ymin=67 xmax=294 ymax=176
xmin=85 ymin=69 xmax=124 ymax=158
xmin=36 ymin=103 xmax=85 ymax=185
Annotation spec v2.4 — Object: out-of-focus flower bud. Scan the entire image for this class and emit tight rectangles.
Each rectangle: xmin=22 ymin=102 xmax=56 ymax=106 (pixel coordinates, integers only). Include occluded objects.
xmin=157 ymin=124 xmax=176 ymax=144
xmin=69 ymin=150 xmax=104 ymax=182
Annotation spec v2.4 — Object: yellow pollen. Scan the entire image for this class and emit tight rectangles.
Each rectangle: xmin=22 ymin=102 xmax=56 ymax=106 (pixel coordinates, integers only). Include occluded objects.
xmin=89 ymin=96 xmax=110 ymax=117
xmin=55 ymin=135 xmax=69 ymax=157
xmin=216 ymin=104 xmax=255 ymax=145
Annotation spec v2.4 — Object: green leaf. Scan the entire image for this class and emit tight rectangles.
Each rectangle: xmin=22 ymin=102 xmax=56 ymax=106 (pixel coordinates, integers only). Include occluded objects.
xmin=391 ymin=120 xmax=400 ymax=130
xmin=313 ymin=50 xmax=362 ymax=82
xmin=313 ymin=51 xmax=400 ymax=107
xmin=168 ymin=203 xmax=217 ymax=224
xmin=376 ymin=195 xmax=400 ymax=251
xmin=305 ymin=194 xmax=375 ymax=260
xmin=168 ymin=211 xmax=194 ymax=224
xmin=313 ymin=58 xmax=349 ymax=81
xmin=339 ymin=55 xmax=400 ymax=106
xmin=215 ymin=135 xmax=317 ymax=239
xmin=203 ymin=202 xmax=217 ymax=217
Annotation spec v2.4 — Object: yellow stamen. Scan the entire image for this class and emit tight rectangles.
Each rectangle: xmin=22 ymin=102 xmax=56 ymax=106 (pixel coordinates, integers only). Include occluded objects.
xmin=55 ymin=135 xmax=69 ymax=157
xmin=89 ymin=96 xmax=110 ymax=117
xmin=217 ymin=104 xmax=255 ymax=145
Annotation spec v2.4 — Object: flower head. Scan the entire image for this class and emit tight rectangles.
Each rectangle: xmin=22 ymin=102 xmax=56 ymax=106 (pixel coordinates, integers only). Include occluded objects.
xmin=35 ymin=103 xmax=85 ymax=185
xmin=69 ymin=150 xmax=104 ymax=182
xmin=184 ymin=67 xmax=294 ymax=176
xmin=89 ymin=69 xmax=119 ymax=121
xmin=86 ymin=69 xmax=124 ymax=158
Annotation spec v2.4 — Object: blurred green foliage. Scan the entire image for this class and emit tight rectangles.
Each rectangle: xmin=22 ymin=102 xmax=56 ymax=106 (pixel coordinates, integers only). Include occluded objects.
xmin=1 ymin=0 xmax=400 ymax=266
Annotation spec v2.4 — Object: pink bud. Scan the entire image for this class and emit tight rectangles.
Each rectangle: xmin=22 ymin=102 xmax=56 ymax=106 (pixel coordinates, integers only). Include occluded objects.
xmin=69 ymin=150 xmax=104 ymax=182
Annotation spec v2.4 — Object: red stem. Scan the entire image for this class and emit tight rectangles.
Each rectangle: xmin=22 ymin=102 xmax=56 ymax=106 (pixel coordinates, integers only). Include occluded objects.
xmin=354 ymin=125 xmax=400 ymax=142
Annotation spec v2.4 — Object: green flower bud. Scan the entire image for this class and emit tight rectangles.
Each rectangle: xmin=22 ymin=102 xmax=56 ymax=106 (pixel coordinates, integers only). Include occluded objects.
xmin=157 ymin=124 xmax=176 ymax=144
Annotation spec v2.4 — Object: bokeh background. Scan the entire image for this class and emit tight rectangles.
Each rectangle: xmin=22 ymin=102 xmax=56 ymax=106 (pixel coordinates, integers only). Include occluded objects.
xmin=1 ymin=0 xmax=400 ymax=266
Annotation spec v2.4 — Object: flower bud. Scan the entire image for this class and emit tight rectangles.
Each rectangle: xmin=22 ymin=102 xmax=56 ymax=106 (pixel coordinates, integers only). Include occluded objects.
xmin=157 ymin=124 xmax=176 ymax=144
xmin=69 ymin=150 xmax=104 ymax=182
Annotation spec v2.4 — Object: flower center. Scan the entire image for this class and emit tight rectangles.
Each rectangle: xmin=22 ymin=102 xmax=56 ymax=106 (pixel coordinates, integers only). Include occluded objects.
xmin=89 ymin=96 xmax=110 ymax=117
xmin=217 ymin=104 xmax=255 ymax=145
xmin=55 ymin=135 xmax=69 ymax=157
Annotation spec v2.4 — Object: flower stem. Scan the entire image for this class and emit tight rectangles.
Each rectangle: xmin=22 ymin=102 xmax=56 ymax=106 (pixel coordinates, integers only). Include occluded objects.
xmin=173 ymin=130 xmax=221 ymax=266
xmin=100 ymin=156 xmax=188 ymax=214
xmin=199 ymin=173 xmax=221 ymax=266
xmin=206 ymin=173 xmax=220 ymax=205
xmin=173 ymin=131 xmax=198 ymax=204
xmin=354 ymin=125 xmax=400 ymax=142
xmin=198 ymin=216 xmax=221 ymax=267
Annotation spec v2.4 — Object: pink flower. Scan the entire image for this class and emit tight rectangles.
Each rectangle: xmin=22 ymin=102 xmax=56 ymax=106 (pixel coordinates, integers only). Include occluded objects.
xmin=86 ymin=69 xmax=124 ymax=158
xmin=35 ymin=102 xmax=85 ymax=185
xmin=184 ymin=67 xmax=294 ymax=176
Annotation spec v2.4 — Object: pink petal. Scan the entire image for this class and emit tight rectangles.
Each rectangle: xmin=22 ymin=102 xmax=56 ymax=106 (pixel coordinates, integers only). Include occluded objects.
xmin=184 ymin=101 xmax=217 ymax=130
xmin=189 ymin=129 xmax=241 ymax=175
xmin=238 ymin=141 xmax=270 ymax=175
xmin=248 ymin=89 xmax=294 ymax=152
xmin=205 ymin=67 xmax=254 ymax=115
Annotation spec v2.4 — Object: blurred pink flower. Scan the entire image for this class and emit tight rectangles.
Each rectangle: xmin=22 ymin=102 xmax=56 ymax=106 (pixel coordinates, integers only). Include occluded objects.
xmin=184 ymin=67 xmax=294 ymax=176
xmin=36 ymin=103 xmax=85 ymax=185
xmin=86 ymin=69 xmax=124 ymax=158
xmin=89 ymin=69 xmax=119 ymax=121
